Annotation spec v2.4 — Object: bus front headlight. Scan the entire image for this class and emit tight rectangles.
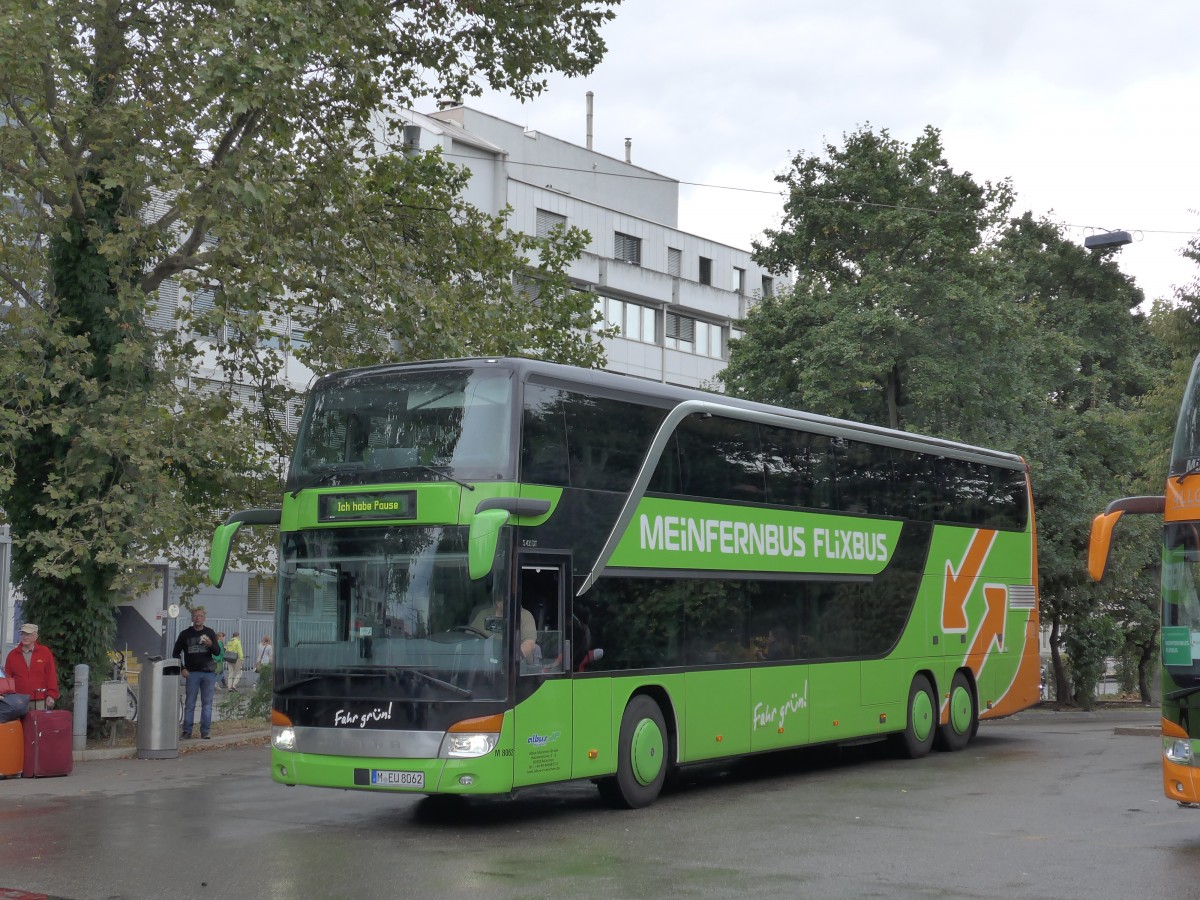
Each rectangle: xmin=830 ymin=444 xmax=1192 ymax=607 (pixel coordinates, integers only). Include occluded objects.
xmin=1165 ymin=737 xmax=1193 ymax=765
xmin=273 ymin=726 xmax=297 ymax=751
xmin=440 ymin=732 xmax=499 ymax=758
xmin=439 ymin=713 xmax=504 ymax=759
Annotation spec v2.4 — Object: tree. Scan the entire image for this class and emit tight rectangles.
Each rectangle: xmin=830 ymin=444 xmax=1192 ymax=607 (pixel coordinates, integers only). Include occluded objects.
xmin=0 ymin=0 xmax=621 ymax=686
xmin=727 ymin=125 xmax=1018 ymax=437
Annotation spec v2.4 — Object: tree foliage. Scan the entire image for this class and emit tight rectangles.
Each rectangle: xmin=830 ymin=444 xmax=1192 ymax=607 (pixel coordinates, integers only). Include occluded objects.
xmin=732 ymin=125 xmax=1018 ymax=435
xmin=725 ymin=125 xmax=1166 ymax=706
xmin=0 ymin=0 xmax=620 ymax=682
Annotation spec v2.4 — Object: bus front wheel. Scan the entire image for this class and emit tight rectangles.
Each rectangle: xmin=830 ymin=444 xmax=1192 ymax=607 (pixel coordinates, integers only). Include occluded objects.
xmin=935 ymin=670 xmax=976 ymax=752
xmin=895 ymin=674 xmax=936 ymax=759
xmin=598 ymin=695 xmax=668 ymax=809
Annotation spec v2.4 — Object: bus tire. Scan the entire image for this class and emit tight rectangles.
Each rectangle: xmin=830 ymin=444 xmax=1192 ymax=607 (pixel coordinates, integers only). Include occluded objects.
xmin=935 ymin=670 xmax=976 ymax=752
xmin=598 ymin=695 xmax=668 ymax=809
xmin=895 ymin=674 xmax=936 ymax=759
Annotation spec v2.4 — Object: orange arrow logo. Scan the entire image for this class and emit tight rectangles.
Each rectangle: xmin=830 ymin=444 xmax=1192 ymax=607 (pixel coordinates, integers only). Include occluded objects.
xmin=942 ymin=530 xmax=997 ymax=632
xmin=968 ymin=584 xmax=1008 ymax=664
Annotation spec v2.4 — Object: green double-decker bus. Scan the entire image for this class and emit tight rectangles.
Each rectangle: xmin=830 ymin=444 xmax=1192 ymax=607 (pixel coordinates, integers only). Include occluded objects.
xmin=209 ymin=357 xmax=1041 ymax=807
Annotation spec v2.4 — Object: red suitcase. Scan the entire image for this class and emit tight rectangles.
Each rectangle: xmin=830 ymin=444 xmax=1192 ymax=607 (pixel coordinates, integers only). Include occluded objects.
xmin=0 ymin=719 xmax=22 ymax=778
xmin=23 ymin=709 xmax=73 ymax=778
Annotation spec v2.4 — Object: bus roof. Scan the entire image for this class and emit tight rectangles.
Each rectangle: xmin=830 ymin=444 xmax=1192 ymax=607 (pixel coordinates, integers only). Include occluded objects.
xmin=313 ymin=356 xmax=1027 ymax=470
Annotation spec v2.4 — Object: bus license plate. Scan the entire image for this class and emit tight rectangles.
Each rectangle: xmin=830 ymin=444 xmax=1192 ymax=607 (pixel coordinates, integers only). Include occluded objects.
xmin=370 ymin=769 xmax=424 ymax=788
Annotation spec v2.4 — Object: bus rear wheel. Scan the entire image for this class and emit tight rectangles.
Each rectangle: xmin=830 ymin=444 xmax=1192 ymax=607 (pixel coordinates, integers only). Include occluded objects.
xmin=598 ymin=695 xmax=668 ymax=809
xmin=894 ymin=674 xmax=936 ymax=759
xmin=935 ymin=670 xmax=976 ymax=752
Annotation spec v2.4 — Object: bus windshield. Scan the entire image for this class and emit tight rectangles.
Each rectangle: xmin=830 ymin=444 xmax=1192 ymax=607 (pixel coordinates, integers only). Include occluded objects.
xmin=1171 ymin=355 xmax=1200 ymax=477
xmin=1163 ymin=522 xmax=1200 ymax=685
xmin=289 ymin=367 xmax=514 ymax=488
xmin=277 ymin=525 xmax=512 ymax=702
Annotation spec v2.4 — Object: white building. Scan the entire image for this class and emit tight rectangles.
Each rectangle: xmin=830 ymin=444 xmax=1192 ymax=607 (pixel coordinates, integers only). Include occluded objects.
xmin=415 ymin=105 xmax=780 ymax=389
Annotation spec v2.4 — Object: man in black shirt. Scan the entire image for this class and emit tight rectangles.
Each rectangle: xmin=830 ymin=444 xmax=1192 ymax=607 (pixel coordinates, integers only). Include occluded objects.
xmin=172 ymin=607 xmax=221 ymax=739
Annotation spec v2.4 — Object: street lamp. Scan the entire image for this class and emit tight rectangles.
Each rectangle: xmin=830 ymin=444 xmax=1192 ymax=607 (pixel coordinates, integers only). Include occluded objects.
xmin=1084 ymin=230 xmax=1132 ymax=250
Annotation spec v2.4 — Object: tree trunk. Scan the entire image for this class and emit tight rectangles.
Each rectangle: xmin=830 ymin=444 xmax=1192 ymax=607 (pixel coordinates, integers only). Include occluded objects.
xmin=885 ymin=363 xmax=902 ymax=431
xmin=1138 ymin=628 xmax=1158 ymax=705
xmin=1049 ymin=617 xmax=1072 ymax=703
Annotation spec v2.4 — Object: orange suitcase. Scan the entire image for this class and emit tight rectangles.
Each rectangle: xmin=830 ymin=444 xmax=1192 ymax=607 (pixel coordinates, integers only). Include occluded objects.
xmin=0 ymin=719 xmax=23 ymax=778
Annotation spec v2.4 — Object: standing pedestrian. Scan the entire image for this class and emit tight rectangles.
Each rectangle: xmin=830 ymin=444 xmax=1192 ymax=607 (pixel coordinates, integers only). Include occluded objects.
xmin=215 ymin=631 xmax=227 ymax=690
xmin=172 ymin=607 xmax=220 ymax=740
xmin=255 ymin=634 xmax=273 ymax=671
xmin=4 ymin=623 xmax=59 ymax=710
xmin=224 ymin=632 xmax=244 ymax=691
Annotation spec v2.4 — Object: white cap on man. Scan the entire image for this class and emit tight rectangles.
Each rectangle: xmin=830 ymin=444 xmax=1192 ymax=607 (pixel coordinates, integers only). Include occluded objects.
xmin=19 ymin=623 xmax=38 ymax=635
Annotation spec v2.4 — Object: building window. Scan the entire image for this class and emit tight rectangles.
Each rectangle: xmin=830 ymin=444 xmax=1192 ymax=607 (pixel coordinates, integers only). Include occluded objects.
xmin=665 ymin=311 xmax=695 ymax=353
xmin=614 ymin=231 xmax=642 ymax=265
xmin=668 ymin=247 xmax=682 ymax=277
xmin=514 ymin=273 xmax=541 ymax=305
xmin=699 ymin=256 xmax=712 ymax=285
xmin=594 ymin=296 xmax=657 ymax=345
xmin=248 ymin=574 xmax=277 ymax=613
xmin=761 ymin=275 xmax=774 ymax=298
xmin=666 ymin=312 xmax=724 ymax=359
xmin=733 ymin=267 xmax=746 ymax=293
xmin=536 ymin=208 xmax=566 ymax=237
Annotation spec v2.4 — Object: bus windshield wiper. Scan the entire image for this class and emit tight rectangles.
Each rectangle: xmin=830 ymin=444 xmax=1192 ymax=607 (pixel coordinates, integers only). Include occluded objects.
xmin=393 ymin=666 xmax=473 ymax=698
xmin=278 ymin=674 xmax=324 ymax=692
xmin=418 ymin=465 xmax=475 ymax=491
xmin=288 ymin=463 xmax=364 ymax=498
xmin=1177 ymin=459 xmax=1200 ymax=483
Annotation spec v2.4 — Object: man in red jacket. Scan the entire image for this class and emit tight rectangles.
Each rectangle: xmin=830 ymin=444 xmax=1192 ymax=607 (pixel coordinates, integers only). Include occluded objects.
xmin=5 ymin=623 xmax=59 ymax=710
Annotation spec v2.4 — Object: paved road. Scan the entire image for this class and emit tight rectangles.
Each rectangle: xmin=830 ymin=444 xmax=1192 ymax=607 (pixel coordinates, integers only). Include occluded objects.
xmin=0 ymin=707 xmax=1192 ymax=899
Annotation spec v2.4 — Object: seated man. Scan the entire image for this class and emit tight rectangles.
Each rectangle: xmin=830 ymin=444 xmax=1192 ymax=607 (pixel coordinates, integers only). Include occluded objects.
xmin=469 ymin=596 xmax=538 ymax=663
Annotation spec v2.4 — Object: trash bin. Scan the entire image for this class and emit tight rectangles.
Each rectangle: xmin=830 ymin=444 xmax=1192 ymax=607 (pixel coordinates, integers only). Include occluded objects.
xmin=137 ymin=657 xmax=181 ymax=760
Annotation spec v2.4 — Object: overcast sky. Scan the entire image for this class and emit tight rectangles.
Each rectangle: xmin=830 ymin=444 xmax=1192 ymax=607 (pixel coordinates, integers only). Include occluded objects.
xmin=467 ymin=0 xmax=1200 ymax=306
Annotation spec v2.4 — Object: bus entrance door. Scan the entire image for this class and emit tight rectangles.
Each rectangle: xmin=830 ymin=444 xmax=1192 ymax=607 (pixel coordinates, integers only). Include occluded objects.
xmin=513 ymin=556 xmax=572 ymax=786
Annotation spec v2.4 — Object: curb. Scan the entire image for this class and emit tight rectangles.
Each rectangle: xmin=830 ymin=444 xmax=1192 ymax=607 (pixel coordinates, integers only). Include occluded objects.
xmin=74 ymin=730 xmax=271 ymax=762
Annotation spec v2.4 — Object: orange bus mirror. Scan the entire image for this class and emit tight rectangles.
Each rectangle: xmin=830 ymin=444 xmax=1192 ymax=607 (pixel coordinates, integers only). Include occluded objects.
xmin=1087 ymin=511 xmax=1122 ymax=582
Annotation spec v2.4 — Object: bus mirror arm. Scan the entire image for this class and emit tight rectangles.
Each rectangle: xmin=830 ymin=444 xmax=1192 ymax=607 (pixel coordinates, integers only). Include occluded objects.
xmin=1087 ymin=495 xmax=1165 ymax=582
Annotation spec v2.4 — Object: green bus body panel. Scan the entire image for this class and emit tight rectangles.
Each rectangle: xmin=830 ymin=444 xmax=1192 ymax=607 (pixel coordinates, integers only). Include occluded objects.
xmin=514 ymin=680 xmax=573 ymax=786
xmin=570 ymin=678 xmax=614 ymax=779
xmin=684 ymin=669 xmax=752 ymax=760
xmin=750 ymin=665 xmax=812 ymax=752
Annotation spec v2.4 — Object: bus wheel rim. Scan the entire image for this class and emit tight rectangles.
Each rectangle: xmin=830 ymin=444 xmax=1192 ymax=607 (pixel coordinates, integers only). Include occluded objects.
xmin=950 ymin=685 xmax=972 ymax=734
xmin=630 ymin=718 xmax=664 ymax=786
xmin=912 ymin=689 xmax=934 ymax=742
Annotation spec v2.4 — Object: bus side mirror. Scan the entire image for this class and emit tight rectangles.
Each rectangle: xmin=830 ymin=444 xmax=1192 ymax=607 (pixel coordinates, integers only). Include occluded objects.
xmin=469 ymin=508 xmax=511 ymax=580
xmin=1088 ymin=495 xmax=1167 ymax=581
xmin=1087 ymin=511 xmax=1122 ymax=582
xmin=208 ymin=507 xmax=283 ymax=588
xmin=209 ymin=522 xmax=243 ymax=588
